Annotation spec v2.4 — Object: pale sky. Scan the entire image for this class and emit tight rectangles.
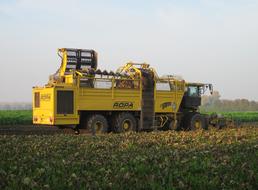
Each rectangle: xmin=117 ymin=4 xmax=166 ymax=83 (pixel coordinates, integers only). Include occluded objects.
xmin=0 ymin=0 xmax=258 ymax=102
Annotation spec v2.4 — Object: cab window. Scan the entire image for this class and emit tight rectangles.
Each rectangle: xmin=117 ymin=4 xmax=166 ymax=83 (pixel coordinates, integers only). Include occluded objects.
xmin=188 ymin=86 xmax=199 ymax=97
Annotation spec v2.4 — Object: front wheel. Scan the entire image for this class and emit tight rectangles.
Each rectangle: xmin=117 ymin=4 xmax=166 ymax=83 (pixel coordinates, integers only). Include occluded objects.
xmin=185 ymin=113 xmax=208 ymax=130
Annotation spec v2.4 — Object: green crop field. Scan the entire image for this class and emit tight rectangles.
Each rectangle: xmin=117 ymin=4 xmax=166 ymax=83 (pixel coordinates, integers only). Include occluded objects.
xmin=0 ymin=110 xmax=258 ymax=125
xmin=0 ymin=127 xmax=257 ymax=189
xmin=201 ymin=111 xmax=258 ymax=123
xmin=0 ymin=110 xmax=32 ymax=125
xmin=220 ymin=112 xmax=258 ymax=122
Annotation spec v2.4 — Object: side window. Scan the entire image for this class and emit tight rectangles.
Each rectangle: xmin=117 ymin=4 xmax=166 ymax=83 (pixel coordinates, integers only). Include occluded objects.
xmin=156 ymin=82 xmax=171 ymax=91
xmin=80 ymin=78 xmax=94 ymax=88
xmin=94 ymin=79 xmax=112 ymax=89
xmin=170 ymin=82 xmax=184 ymax=91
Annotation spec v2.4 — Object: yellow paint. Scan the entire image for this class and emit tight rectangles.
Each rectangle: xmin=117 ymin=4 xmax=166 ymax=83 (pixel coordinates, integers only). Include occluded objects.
xmin=33 ymin=78 xmax=185 ymax=125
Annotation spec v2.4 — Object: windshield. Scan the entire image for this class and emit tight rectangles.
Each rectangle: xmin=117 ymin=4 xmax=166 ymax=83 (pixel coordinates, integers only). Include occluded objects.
xmin=188 ymin=86 xmax=199 ymax=97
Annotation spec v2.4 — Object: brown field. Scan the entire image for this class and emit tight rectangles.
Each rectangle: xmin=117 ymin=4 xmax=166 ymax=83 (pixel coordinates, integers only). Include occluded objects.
xmin=0 ymin=123 xmax=257 ymax=136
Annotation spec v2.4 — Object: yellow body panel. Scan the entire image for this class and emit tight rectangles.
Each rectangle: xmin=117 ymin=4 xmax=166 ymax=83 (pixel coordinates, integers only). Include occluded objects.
xmin=33 ymin=86 xmax=79 ymax=125
xmin=33 ymin=87 xmax=54 ymax=125
xmin=65 ymin=75 xmax=74 ymax=84
xmin=78 ymin=88 xmax=141 ymax=111
xmin=155 ymin=91 xmax=185 ymax=113
xmin=33 ymin=81 xmax=185 ymax=125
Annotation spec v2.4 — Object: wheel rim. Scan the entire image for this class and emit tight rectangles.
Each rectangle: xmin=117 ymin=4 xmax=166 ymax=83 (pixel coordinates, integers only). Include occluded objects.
xmin=122 ymin=119 xmax=132 ymax=132
xmin=94 ymin=121 xmax=103 ymax=133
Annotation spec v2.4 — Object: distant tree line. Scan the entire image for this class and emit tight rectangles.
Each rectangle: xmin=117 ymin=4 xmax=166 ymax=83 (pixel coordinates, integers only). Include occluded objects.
xmin=0 ymin=103 xmax=32 ymax=110
xmin=201 ymin=91 xmax=258 ymax=112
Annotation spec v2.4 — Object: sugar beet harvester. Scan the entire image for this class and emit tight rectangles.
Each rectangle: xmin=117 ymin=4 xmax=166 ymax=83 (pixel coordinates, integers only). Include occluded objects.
xmin=32 ymin=48 xmax=214 ymax=134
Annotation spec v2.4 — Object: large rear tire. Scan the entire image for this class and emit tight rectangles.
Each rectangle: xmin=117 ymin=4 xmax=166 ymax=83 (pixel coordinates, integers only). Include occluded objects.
xmin=114 ymin=113 xmax=137 ymax=133
xmin=87 ymin=114 xmax=108 ymax=135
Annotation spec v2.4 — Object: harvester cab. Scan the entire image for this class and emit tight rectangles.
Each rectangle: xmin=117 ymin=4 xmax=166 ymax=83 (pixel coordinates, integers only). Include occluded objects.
xmin=181 ymin=83 xmax=213 ymax=111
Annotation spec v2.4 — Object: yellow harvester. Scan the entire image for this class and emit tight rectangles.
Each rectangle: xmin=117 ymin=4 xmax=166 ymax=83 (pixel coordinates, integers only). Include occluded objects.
xmin=33 ymin=48 xmax=213 ymax=134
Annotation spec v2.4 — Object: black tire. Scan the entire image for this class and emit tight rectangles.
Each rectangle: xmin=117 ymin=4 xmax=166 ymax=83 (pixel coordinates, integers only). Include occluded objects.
xmin=87 ymin=114 xmax=108 ymax=135
xmin=114 ymin=113 xmax=137 ymax=133
xmin=184 ymin=113 xmax=208 ymax=130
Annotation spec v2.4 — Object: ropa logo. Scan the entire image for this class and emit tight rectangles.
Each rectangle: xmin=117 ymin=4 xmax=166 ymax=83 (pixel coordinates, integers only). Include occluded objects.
xmin=113 ymin=102 xmax=133 ymax=109
xmin=41 ymin=94 xmax=51 ymax=101
xmin=161 ymin=102 xmax=172 ymax=109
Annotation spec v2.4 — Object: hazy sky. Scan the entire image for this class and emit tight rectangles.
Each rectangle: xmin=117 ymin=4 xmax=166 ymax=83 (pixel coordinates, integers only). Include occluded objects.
xmin=0 ymin=0 xmax=258 ymax=102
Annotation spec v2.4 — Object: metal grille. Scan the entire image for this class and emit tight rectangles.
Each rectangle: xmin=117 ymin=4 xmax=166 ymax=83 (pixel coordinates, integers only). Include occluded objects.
xmin=57 ymin=91 xmax=74 ymax=114
xmin=65 ymin=49 xmax=98 ymax=73
xmin=34 ymin=92 xmax=40 ymax=108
